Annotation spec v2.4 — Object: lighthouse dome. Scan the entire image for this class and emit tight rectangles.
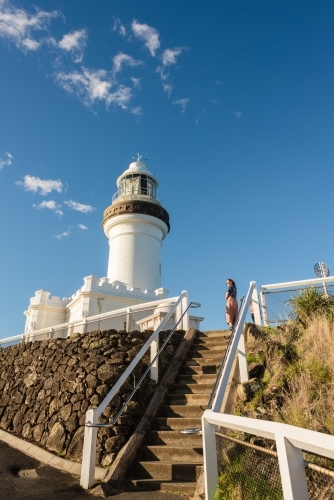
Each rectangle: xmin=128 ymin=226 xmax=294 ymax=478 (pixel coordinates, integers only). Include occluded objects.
xmin=113 ymin=155 xmax=160 ymax=204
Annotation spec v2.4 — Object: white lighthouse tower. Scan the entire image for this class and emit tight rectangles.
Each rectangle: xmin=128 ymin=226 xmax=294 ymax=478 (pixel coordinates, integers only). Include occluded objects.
xmin=103 ymin=155 xmax=170 ymax=293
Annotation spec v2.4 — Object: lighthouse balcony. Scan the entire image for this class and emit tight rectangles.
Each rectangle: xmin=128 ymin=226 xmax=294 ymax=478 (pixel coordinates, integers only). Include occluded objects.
xmin=112 ymin=188 xmax=162 ymax=205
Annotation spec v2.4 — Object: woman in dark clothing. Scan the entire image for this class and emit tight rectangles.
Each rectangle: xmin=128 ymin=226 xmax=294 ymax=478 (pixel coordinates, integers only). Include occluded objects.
xmin=225 ymin=279 xmax=238 ymax=329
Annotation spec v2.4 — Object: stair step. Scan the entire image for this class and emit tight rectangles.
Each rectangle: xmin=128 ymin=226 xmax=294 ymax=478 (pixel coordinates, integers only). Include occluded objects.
xmin=165 ymin=393 xmax=209 ymax=405
xmin=139 ymin=445 xmax=203 ymax=462
xmin=129 ymin=479 xmax=197 ymax=494
xmin=146 ymin=430 xmax=202 ymax=446
xmin=187 ymin=352 xmax=224 ymax=361
xmin=184 ymin=358 xmax=221 ymax=367
xmin=193 ymin=336 xmax=229 ymax=345
xmin=189 ymin=345 xmax=227 ymax=354
xmin=171 ymin=383 xmax=213 ymax=394
xmin=152 ymin=417 xmax=201 ymax=430
xmin=179 ymin=365 xmax=218 ymax=375
xmin=175 ymin=374 xmax=217 ymax=384
xmin=131 ymin=461 xmax=203 ymax=481
xmin=198 ymin=330 xmax=230 ymax=337
xmin=158 ymin=405 xmax=204 ymax=418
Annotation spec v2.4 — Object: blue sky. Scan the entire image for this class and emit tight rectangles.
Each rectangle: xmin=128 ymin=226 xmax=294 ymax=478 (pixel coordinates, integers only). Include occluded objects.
xmin=0 ymin=0 xmax=333 ymax=336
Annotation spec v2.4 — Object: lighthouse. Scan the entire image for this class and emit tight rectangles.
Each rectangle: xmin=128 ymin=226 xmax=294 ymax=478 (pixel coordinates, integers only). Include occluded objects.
xmin=102 ymin=155 xmax=170 ymax=292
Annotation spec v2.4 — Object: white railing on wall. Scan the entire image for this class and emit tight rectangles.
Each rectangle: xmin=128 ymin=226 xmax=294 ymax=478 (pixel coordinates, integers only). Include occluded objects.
xmin=202 ymin=411 xmax=334 ymax=500
xmin=0 ymin=294 xmax=188 ymax=348
xmin=80 ymin=291 xmax=196 ymax=489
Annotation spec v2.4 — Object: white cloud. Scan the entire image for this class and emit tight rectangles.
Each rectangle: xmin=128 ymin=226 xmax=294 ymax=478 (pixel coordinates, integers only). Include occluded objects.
xmin=234 ymin=110 xmax=243 ymax=118
xmin=56 ymin=67 xmax=133 ymax=109
xmin=58 ymin=29 xmax=87 ymax=63
xmin=53 ymin=229 xmax=70 ymax=240
xmin=33 ymin=199 xmax=63 ymax=216
xmin=130 ymin=77 xmax=141 ymax=89
xmin=113 ymin=52 xmax=142 ymax=74
xmin=161 ymin=47 xmax=184 ymax=67
xmin=196 ymin=107 xmax=207 ymax=126
xmin=16 ymin=175 xmax=63 ymax=195
xmin=112 ymin=17 xmax=126 ymax=36
xmin=173 ymin=98 xmax=189 ymax=114
xmin=131 ymin=20 xmax=160 ymax=57
xmin=77 ymin=223 xmax=88 ymax=230
xmin=0 ymin=151 xmax=13 ymax=169
xmin=162 ymin=82 xmax=173 ymax=97
xmin=0 ymin=1 xmax=58 ymax=52
xmin=64 ymin=199 xmax=95 ymax=213
xmin=130 ymin=106 xmax=142 ymax=116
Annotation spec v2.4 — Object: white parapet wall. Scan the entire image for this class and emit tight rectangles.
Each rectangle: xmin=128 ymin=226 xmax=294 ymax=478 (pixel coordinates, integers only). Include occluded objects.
xmin=24 ymin=275 xmax=170 ymax=333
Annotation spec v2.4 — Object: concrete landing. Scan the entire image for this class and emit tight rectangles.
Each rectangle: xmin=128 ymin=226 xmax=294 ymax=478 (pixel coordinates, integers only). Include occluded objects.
xmin=0 ymin=440 xmax=183 ymax=500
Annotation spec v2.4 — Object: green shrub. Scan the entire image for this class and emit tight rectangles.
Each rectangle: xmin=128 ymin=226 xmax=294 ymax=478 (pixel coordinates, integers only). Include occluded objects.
xmin=288 ymin=287 xmax=334 ymax=325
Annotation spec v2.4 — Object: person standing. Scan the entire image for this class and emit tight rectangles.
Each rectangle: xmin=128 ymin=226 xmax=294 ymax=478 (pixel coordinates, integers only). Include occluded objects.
xmin=225 ymin=279 xmax=238 ymax=329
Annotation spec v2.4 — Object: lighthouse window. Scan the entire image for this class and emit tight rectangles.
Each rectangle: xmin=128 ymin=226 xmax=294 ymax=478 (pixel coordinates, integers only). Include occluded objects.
xmin=119 ymin=173 xmax=156 ymax=198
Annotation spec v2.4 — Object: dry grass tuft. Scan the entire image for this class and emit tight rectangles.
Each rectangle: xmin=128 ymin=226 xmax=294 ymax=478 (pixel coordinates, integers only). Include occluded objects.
xmin=239 ymin=317 xmax=334 ymax=435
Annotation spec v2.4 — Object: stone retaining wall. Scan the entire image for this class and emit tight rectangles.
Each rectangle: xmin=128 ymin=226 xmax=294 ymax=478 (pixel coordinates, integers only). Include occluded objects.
xmin=0 ymin=328 xmax=183 ymax=467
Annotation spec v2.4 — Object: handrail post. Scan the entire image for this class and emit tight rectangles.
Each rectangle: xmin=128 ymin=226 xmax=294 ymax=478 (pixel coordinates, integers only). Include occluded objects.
xmin=49 ymin=327 xmax=54 ymax=340
xmin=202 ymin=416 xmax=218 ymax=500
xmin=126 ymin=307 xmax=132 ymax=332
xmin=80 ymin=408 xmax=99 ymax=489
xmin=260 ymin=288 xmax=269 ymax=326
xmin=150 ymin=336 xmax=159 ymax=382
xmin=251 ymin=286 xmax=262 ymax=328
xmin=237 ymin=329 xmax=249 ymax=383
xmin=181 ymin=291 xmax=189 ymax=330
xmin=275 ymin=433 xmax=309 ymax=500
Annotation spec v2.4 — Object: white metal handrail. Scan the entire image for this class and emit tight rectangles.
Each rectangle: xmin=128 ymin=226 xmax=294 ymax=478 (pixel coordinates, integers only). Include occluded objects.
xmin=80 ymin=291 xmax=190 ymax=489
xmin=202 ymin=410 xmax=334 ymax=500
xmin=210 ymin=281 xmax=261 ymax=412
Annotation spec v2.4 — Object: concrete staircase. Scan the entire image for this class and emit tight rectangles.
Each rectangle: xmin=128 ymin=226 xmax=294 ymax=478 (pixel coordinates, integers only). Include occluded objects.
xmin=129 ymin=329 xmax=230 ymax=497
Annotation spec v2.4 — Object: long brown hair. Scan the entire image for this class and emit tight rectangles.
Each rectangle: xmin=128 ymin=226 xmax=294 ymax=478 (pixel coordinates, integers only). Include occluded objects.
xmin=227 ymin=278 xmax=237 ymax=288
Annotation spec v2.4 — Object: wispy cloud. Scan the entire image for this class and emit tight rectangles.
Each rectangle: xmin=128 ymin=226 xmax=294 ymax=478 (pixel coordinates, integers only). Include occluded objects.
xmin=53 ymin=229 xmax=70 ymax=240
xmin=33 ymin=199 xmax=63 ymax=216
xmin=64 ymin=199 xmax=95 ymax=213
xmin=0 ymin=0 xmax=58 ymax=52
xmin=130 ymin=106 xmax=142 ymax=116
xmin=173 ymin=98 xmax=189 ymax=114
xmin=56 ymin=67 xmax=133 ymax=109
xmin=58 ymin=29 xmax=87 ymax=63
xmin=131 ymin=20 xmax=160 ymax=57
xmin=112 ymin=52 xmax=142 ymax=75
xmin=16 ymin=174 xmax=63 ymax=195
xmin=162 ymin=82 xmax=173 ymax=97
xmin=196 ymin=107 xmax=207 ymax=126
xmin=234 ymin=110 xmax=243 ymax=118
xmin=130 ymin=77 xmax=141 ymax=89
xmin=0 ymin=151 xmax=13 ymax=170
xmin=112 ymin=16 xmax=126 ymax=36
xmin=54 ymin=223 xmax=88 ymax=239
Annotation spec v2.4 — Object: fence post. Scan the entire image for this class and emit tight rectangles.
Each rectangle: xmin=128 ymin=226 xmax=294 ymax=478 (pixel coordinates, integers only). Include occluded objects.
xmin=150 ymin=336 xmax=159 ymax=383
xmin=80 ymin=408 xmax=99 ymax=489
xmin=49 ymin=328 xmax=54 ymax=340
xmin=181 ymin=291 xmax=189 ymax=330
xmin=251 ymin=287 xmax=262 ymax=328
xmin=275 ymin=433 xmax=309 ymax=500
xmin=202 ymin=416 xmax=218 ymax=500
xmin=237 ymin=329 xmax=249 ymax=383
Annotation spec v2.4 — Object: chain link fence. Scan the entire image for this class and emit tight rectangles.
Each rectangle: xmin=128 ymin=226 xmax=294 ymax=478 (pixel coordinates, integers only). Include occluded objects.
xmin=261 ymin=283 xmax=334 ymax=325
xmin=215 ymin=431 xmax=334 ymax=499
